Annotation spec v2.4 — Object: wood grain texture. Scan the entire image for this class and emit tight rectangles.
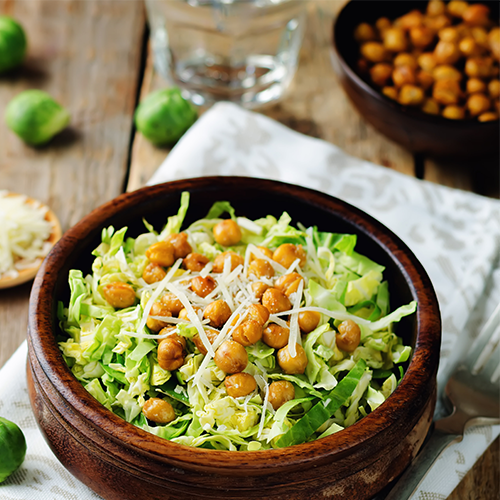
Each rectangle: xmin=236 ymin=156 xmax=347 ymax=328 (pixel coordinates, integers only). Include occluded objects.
xmin=127 ymin=0 xmax=414 ymax=192
xmin=0 ymin=0 xmax=145 ymax=368
xmin=424 ymin=157 xmax=500 ymax=199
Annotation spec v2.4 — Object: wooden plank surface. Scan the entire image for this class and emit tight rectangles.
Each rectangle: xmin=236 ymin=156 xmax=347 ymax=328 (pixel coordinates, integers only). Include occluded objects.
xmin=0 ymin=0 xmax=145 ymax=369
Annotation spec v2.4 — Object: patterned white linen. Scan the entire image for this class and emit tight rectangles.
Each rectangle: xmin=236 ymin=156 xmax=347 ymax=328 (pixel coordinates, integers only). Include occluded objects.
xmin=1 ymin=102 xmax=499 ymax=499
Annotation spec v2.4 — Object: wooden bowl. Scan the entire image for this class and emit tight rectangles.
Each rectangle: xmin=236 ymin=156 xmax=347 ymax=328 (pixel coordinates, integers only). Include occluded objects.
xmin=27 ymin=177 xmax=441 ymax=500
xmin=331 ymin=0 xmax=500 ymax=160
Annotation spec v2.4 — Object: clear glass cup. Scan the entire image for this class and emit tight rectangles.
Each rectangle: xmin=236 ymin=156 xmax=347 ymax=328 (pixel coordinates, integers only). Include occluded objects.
xmin=145 ymin=0 xmax=307 ymax=108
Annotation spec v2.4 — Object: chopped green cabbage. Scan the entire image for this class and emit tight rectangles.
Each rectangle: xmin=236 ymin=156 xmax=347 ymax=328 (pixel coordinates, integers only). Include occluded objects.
xmin=58 ymin=193 xmax=416 ymax=451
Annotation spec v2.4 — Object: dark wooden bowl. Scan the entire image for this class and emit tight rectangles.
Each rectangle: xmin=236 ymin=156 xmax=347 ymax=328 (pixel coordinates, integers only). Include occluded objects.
xmin=331 ymin=0 xmax=500 ymax=160
xmin=27 ymin=177 xmax=441 ymax=500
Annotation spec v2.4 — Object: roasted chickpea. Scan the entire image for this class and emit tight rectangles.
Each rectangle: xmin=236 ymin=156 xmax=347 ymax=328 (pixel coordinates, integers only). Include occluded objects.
xmin=262 ymin=323 xmax=290 ymax=349
xmin=272 ymin=244 xmax=306 ymax=269
xmin=427 ymin=0 xmax=446 ymax=17
xmin=213 ymin=251 xmax=244 ymax=273
xmin=142 ymin=398 xmax=175 ymax=424
xmin=298 ymin=311 xmax=321 ymax=334
xmin=433 ymin=65 xmax=462 ymax=81
xmin=250 ymin=246 xmax=274 ymax=261
xmin=268 ymin=381 xmax=295 ymax=411
xmin=421 ymin=97 xmax=441 ymax=114
xmin=466 ymin=93 xmax=491 ymax=116
xmin=183 ymin=252 xmax=210 ymax=272
xmin=463 ymin=4 xmax=490 ymax=27
xmin=375 ymin=17 xmax=391 ymax=34
xmin=145 ymin=241 xmax=175 ymax=267
xmin=191 ymin=275 xmax=217 ymax=298
xmin=203 ymin=299 xmax=232 ymax=328
xmin=397 ymin=10 xmax=424 ymax=30
xmin=178 ymin=306 xmax=201 ymax=322
xmin=418 ymin=52 xmax=438 ymax=72
xmin=392 ymin=65 xmax=417 ymax=87
xmin=277 ymin=344 xmax=308 ymax=375
xmin=471 ymin=27 xmax=490 ymax=49
xmin=447 ymin=0 xmax=469 ymax=18
xmin=214 ymin=340 xmax=248 ymax=373
xmin=274 ymin=272 xmax=304 ymax=296
xmin=398 ymin=84 xmax=425 ymax=106
xmin=465 ymin=57 xmax=489 ymax=78
xmin=434 ymin=40 xmax=461 ymax=65
xmin=232 ymin=320 xmax=263 ymax=346
xmin=394 ymin=53 xmax=418 ymax=70
xmin=466 ymin=77 xmax=487 ymax=94
xmin=160 ymin=293 xmax=184 ymax=316
xmin=247 ymin=303 xmax=270 ymax=326
xmin=417 ymin=70 xmax=435 ymax=90
xmin=165 ymin=232 xmax=192 ymax=259
xmin=147 ymin=302 xmax=172 ymax=332
xmin=438 ymin=27 xmax=460 ymax=43
xmin=142 ymin=262 xmax=166 ymax=284
xmin=424 ymin=14 xmax=451 ymax=32
xmin=158 ymin=337 xmax=185 ymax=371
xmin=158 ymin=329 xmax=187 ymax=349
xmin=478 ymin=111 xmax=499 ymax=121
xmin=225 ymin=373 xmax=257 ymax=398
xmin=360 ymin=42 xmax=389 ymax=63
xmin=383 ymin=27 xmax=408 ymax=52
xmin=213 ymin=219 xmax=241 ymax=247
xmin=442 ymin=105 xmax=466 ymax=119
xmin=488 ymin=79 xmax=500 ymax=99
xmin=382 ymin=86 xmax=399 ymax=100
xmin=459 ymin=36 xmax=482 ymax=57
xmin=336 ymin=320 xmax=361 ymax=352
xmin=262 ymin=288 xmax=291 ymax=315
xmin=101 ymin=282 xmax=136 ymax=309
xmin=251 ymin=281 xmax=269 ymax=300
xmin=409 ymin=26 xmax=435 ymax=49
xmin=248 ymin=258 xmax=275 ymax=279
xmin=354 ymin=22 xmax=377 ymax=43
xmin=370 ymin=63 xmax=393 ymax=87
xmin=433 ymin=79 xmax=462 ymax=105
xmin=193 ymin=328 xmax=219 ymax=355
xmin=489 ymin=27 xmax=500 ymax=59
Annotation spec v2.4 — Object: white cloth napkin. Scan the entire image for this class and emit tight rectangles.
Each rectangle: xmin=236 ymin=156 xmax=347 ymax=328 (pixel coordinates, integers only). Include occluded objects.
xmin=1 ymin=102 xmax=499 ymax=500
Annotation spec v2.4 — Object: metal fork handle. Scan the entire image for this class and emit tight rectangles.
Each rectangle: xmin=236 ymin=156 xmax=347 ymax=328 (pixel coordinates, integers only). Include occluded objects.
xmin=382 ymin=427 xmax=460 ymax=500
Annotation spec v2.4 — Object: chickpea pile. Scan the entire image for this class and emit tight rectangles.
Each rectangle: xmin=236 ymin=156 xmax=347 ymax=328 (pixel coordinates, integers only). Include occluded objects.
xmin=354 ymin=0 xmax=500 ymax=121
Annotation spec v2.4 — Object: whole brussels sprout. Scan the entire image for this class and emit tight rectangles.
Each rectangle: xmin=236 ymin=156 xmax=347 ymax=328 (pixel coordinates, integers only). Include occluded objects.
xmin=0 ymin=417 xmax=27 ymax=483
xmin=134 ymin=87 xmax=197 ymax=145
xmin=0 ymin=16 xmax=27 ymax=73
xmin=5 ymin=89 xmax=70 ymax=146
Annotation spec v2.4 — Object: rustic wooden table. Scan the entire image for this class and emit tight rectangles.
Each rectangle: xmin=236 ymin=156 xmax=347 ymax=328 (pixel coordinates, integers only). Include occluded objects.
xmin=0 ymin=1 xmax=498 ymax=499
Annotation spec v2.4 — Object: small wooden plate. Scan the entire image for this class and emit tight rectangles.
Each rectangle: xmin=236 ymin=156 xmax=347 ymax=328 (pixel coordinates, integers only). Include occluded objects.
xmin=0 ymin=193 xmax=62 ymax=289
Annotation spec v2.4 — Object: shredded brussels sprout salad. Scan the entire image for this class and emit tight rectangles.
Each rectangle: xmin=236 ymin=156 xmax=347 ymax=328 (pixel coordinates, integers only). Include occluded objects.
xmin=58 ymin=192 xmax=416 ymax=451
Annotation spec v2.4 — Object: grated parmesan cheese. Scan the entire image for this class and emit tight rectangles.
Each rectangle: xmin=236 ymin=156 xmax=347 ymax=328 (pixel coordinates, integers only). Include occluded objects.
xmin=0 ymin=191 xmax=54 ymax=278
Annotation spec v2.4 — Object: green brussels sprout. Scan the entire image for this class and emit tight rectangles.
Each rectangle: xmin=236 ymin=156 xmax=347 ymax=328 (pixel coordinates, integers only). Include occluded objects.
xmin=134 ymin=87 xmax=197 ymax=146
xmin=0 ymin=16 xmax=27 ymax=73
xmin=5 ymin=89 xmax=70 ymax=146
xmin=0 ymin=416 xmax=27 ymax=483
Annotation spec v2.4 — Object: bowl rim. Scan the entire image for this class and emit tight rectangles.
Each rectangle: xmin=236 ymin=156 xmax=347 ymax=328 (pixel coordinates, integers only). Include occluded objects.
xmin=332 ymin=0 xmax=499 ymax=129
xmin=28 ymin=176 xmax=441 ymax=471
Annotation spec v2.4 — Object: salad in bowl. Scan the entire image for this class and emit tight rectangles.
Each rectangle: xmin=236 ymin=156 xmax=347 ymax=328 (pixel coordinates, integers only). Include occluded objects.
xmin=58 ymin=192 xmax=416 ymax=451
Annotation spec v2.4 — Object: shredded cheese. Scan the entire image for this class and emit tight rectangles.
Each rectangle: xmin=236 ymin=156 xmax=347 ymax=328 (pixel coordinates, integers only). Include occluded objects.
xmin=136 ymin=259 xmax=182 ymax=334
xmin=287 ymin=278 xmax=304 ymax=357
xmin=0 ymin=191 xmax=54 ymax=278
